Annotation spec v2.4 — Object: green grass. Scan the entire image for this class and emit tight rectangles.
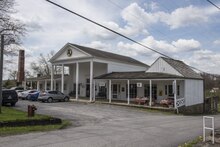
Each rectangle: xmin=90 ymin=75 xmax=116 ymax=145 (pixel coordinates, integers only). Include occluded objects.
xmin=0 ymin=107 xmax=71 ymax=136
xmin=0 ymin=120 xmax=71 ymax=136
xmin=0 ymin=106 xmax=49 ymax=122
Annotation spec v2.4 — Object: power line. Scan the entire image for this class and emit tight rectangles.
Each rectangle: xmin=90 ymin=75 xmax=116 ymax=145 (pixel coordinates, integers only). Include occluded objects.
xmin=207 ymin=0 xmax=220 ymax=10
xmin=45 ymin=0 xmax=211 ymax=75
xmin=45 ymin=0 xmax=171 ymax=58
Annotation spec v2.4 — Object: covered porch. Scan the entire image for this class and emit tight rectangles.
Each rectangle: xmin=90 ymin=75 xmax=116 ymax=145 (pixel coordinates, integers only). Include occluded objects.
xmin=94 ymin=72 xmax=186 ymax=110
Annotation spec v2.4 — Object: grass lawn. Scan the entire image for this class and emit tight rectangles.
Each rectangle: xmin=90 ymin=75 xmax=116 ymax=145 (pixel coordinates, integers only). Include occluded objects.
xmin=0 ymin=107 xmax=71 ymax=136
xmin=0 ymin=106 xmax=49 ymax=121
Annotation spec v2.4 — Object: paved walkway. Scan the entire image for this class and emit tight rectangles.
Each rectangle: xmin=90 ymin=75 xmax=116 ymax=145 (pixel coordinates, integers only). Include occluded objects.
xmin=0 ymin=100 xmax=220 ymax=147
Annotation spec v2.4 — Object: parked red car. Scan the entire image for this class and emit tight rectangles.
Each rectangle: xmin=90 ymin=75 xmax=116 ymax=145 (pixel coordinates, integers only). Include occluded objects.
xmin=160 ymin=98 xmax=174 ymax=107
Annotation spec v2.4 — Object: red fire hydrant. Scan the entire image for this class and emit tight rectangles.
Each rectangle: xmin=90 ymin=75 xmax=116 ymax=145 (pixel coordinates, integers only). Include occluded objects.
xmin=28 ymin=105 xmax=37 ymax=117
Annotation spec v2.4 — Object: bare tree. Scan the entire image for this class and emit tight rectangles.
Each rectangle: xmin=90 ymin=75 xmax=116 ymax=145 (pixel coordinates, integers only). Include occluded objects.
xmin=8 ymin=70 xmax=17 ymax=80
xmin=0 ymin=0 xmax=26 ymax=55
xmin=31 ymin=51 xmax=61 ymax=76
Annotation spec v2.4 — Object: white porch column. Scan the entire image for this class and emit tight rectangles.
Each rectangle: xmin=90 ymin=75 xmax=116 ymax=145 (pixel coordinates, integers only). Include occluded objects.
xmin=89 ymin=60 xmax=93 ymax=102
xmin=109 ymin=80 xmax=111 ymax=103
xmin=149 ymin=80 xmax=152 ymax=107
xmin=54 ymin=80 xmax=56 ymax=90
xmin=61 ymin=64 xmax=64 ymax=93
xmin=30 ymin=81 xmax=33 ymax=89
xmin=173 ymin=80 xmax=177 ymax=109
xmin=37 ymin=81 xmax=40 ymax=91
xmin=93 ymin=80 xmax=96 ymax=102
xmin=127 ymin=80 xmax=130 ymax=105
xmin=23 ymin=81 xmax=26 ymax=90
xmin=51 ymin=64 xmax=54 ymax=90
xmin=44 ymin=80 xmax=47 ymax=90
xmin=76 ymin=62 xmax=79 ymax=100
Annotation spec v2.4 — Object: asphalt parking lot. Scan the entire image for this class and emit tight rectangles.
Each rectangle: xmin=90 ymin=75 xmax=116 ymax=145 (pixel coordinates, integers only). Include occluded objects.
xmin=1 ymin=100 xmax=220 ymax=147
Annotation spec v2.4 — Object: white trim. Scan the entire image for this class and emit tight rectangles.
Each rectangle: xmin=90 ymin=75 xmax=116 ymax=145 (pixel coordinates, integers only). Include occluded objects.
xmin=95 ymin=78 xmax=186 ymax=81
xmin=54 ymin=80 xmax=56 ymax=90
xmin=50 ymin=43 xmax=92 ymax=63
xmin=173 ymin=80 xmax=177 ymax=109
xmin=127 ymin=80 xmax=130 ymax=105
xmin=93 ymin=80 xmax=96 ymax=101
xmin=37 ymin=81 xmax=40 ymax=91
xmin=109 ymin=80 xmax=111 ymax=103
xmin=61 ymin=64 xmax=64 ymax=93
xmin=52 ymin=57 xmax=93 ymax=65
xmin=90 ymin=60 xmax=93 ymax=102
xmin=76 ymin=62 xmax=79 ymax=100
xmin=149 ymin=80 xmax=152 ymax=107
xmin=51 ymin=64 xmax=54 ymax=90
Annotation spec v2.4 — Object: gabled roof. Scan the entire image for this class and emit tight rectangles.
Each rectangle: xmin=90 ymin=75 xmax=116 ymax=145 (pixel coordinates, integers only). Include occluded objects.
xmin=70 ymin=43 xmax=149 ymax=67
xmin=161 ymin=57 xmax=202 ymax=79
xmin=95 ymin=71 xmax=183 ymax=79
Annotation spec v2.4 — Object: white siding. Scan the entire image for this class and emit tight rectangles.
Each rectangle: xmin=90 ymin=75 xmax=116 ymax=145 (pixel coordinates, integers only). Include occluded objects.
xmin=108 ymin=62 xmax=147 ymax=73
xmin=185 ymin=79 xmax=204 ymax=106
xmin=146 ymin=58 xmax=182 ymax=76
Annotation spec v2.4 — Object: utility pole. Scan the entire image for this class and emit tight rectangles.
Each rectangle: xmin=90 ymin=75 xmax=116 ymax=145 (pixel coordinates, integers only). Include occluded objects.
xmin=0 ymin=35 xmax=4 ymax=113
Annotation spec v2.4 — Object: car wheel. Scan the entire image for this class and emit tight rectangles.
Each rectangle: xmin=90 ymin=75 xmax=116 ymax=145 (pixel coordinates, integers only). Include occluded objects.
xmin=64 ymin=97 xmax=69 ymax=102
xmin=11 ymin=103 xmax=16 ymax=106
xmin=47 ymin=97 xmax=53 ymax=103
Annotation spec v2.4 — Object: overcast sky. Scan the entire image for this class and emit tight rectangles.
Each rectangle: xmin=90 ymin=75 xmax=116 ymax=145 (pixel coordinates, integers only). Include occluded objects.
xmin=5 ymin=0 xmax=220 ymax=78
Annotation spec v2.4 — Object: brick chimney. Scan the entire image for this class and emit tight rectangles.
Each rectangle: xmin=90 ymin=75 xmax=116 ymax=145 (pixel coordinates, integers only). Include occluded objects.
xmin=17 ymin=50 xmax=25 ymax=84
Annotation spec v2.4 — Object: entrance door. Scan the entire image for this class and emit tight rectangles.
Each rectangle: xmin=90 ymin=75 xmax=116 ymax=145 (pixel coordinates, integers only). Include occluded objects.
xmin=112 ymin=84 xmax=118 ymax=98
xmin=86 ymin=79 xmax=90 ymax=97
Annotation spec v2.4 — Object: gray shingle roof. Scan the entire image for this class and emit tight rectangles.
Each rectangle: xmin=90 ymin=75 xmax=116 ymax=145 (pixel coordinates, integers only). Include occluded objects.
xmin=71 ymin=44 xmax=149 ymax=67
xmin=161 ymin=57 xmax=203 ymax=79
xmin=95 ymin=71 xmax=183 ymax=79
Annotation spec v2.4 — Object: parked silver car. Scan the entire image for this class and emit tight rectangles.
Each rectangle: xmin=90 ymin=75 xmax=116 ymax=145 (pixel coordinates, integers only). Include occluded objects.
xmin=38 ymin=91 xmax=69 ymax=103
xmin=18 ymin=90 xmax=38 ymax=100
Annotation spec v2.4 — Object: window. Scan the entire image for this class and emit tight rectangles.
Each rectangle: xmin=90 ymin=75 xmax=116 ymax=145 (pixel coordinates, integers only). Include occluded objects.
xmin=165 ymin=85 xmax=167 ymax=95
xmin=165 ymin=85 xmax=180 ymax=97
xmin=98 ymin=86 xmax=106 ymax=98
xmin=144 ymin=84 xmax=157 ymax=100
xmin=168 ymin=85 xmax=173 ymax=97
xmin=144 ymin=84 xmax=149 ymax=97
xmin=177 ymin=85 xmax=180 ymax=96
xmin=49 ymin=91 xmax=57 ymax=94
xmin=126 ymin=84 xmax=137 ymax=98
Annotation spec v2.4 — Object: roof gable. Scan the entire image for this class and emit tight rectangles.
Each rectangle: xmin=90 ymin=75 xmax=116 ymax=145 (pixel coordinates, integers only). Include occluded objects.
xmin=49 ymin=43 xmax=92 ymax=63
xmin=146 ymin=57 xmax=183 ymax=77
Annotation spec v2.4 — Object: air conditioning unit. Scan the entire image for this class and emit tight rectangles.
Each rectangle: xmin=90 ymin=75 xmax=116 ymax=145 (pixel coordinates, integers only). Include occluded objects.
xmin=137 ymin=83 xmax=142 ymax=87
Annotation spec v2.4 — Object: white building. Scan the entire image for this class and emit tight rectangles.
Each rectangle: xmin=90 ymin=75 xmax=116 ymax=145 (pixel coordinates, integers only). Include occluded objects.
xmin=27 ymin=43 xmax=204 ymax=112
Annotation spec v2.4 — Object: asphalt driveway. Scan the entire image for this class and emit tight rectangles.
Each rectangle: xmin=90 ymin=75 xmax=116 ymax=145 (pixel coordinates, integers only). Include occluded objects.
xmin=0 ymin=100 xmax=220 ymax=147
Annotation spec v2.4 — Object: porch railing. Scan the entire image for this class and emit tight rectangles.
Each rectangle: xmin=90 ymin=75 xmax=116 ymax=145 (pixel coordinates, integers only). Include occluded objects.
xmin=176 ymin=97 xmax=185 ymax=108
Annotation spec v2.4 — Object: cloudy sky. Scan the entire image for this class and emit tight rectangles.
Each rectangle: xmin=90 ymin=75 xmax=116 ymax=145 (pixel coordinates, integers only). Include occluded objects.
xmin=5 ymin=0 xmax=220 ymax=78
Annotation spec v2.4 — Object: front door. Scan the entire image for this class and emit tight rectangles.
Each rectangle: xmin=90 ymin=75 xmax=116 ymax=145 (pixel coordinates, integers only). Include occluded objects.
xmin=112 ymin=84 xmax=118 ymax=98
xmin=86 ymin=79 xmax=90 ymax=97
